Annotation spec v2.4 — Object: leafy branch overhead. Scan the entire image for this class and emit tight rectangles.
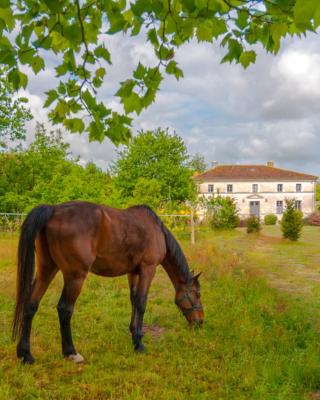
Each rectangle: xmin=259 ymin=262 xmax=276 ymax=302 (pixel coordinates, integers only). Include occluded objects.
xmin=0 ymin=0 xmax=319 ymax=144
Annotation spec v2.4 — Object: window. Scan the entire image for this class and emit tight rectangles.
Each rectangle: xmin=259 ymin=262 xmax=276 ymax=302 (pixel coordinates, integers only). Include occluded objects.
xmin=295 ymin=200 xmax=302 ymax=210
xmin=227 ymin=184 xmax=233 ymax=193
xmin=276 ymin=200 xmax=283 ymax=214
xmin=296 ymin=184 xmax=302 ymax=192
xmin=252 ymin=184 xmax=258 ymax=193
xmin=208 ymin=184 xmax=214 ymax=193
xmin=277 ymin=184 xmax=283 ymax=192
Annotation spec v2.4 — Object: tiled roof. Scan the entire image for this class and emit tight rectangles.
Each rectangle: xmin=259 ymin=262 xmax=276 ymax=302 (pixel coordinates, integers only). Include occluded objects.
xmin=193 ymin=165 xmax=318 ymax=181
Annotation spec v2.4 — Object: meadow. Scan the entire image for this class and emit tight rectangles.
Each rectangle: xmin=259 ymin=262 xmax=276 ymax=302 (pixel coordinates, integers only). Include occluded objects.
xmin=1 ymin=226 xmax=320 ymax=399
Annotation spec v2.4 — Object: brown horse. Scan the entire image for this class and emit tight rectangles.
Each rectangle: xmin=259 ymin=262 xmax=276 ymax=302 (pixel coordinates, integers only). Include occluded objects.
xmin=12 ymin=201 xmax=204 ymax=364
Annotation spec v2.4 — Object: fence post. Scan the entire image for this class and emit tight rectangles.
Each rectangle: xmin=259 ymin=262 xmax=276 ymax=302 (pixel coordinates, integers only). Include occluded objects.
xmin=190 ymin=206 xmax=195 ymax=244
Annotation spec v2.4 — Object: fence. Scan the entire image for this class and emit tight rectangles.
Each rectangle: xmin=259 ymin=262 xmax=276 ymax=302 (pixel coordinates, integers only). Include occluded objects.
xmin=0 ymin=209 xmax=197 ymax=243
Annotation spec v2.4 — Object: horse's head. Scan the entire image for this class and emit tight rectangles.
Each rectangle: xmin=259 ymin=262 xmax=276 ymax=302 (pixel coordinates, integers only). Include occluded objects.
xmin=175 ymin=272 xmax=204 ymax=325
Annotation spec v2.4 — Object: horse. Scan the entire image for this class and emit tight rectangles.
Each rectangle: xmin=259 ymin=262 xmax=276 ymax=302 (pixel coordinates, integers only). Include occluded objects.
xmin=12 ymin=201 xmax=204 ymax=364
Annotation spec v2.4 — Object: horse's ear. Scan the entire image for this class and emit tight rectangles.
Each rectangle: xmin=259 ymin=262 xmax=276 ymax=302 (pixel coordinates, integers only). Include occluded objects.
xmin=193 ymin=272 xmax=202 ymax=281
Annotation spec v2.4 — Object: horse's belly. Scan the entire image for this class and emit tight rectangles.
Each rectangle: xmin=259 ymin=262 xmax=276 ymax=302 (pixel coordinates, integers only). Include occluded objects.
xmin=90 ymin=257 xmax=135 ymax=277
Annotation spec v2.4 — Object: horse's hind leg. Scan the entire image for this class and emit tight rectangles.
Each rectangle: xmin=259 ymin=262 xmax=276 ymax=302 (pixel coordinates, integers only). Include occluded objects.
xmin=57 ymin=270 xmax=87 ymax=363
xmin=17 ymin=235 xmax=58 ymax=364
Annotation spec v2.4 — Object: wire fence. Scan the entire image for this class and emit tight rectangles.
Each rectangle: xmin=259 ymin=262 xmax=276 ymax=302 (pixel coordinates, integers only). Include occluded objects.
xmin=0 ymin=210 xmax=197 ymax=243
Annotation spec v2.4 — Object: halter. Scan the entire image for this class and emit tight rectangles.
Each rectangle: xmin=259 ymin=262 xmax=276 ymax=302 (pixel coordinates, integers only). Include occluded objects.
xmin=175 ymin=280 xmax=203 ymax=317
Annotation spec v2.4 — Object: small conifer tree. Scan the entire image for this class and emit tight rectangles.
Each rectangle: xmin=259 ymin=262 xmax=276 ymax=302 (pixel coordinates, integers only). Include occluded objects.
xmin=281 ymin=199 xmax=303 ymax=241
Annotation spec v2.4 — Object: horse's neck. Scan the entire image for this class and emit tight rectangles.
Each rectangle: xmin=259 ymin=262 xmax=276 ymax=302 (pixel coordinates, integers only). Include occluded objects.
xmin=162 ymin=259 xmax=190 ymax=291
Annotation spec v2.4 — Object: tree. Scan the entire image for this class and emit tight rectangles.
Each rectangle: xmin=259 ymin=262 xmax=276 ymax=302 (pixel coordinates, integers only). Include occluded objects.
xmin=281 ymin=198 xmax=303 ymax=241
xmin=206 ymin=196 xmax=240 ymax=230
xmin=0 ymin=1 xmax=318 ymax=144
xmin=316 ymin=183 xmax=320 ymax=210
xmin=129 ymin=177 xmax=163 ymax=209
xmin=112 ymin=128 xmax=195 ymax=204
xmin=0 ymin=123 xmax=115 ymax=212
xmin=0 ymin=69 xmax=32 ymax=149
xmin=190 ymin=153 xmax=207 ymax=174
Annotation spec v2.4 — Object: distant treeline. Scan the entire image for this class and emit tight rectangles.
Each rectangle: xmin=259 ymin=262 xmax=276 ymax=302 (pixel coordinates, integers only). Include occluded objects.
xmin=0 ymin=125 xmax=204 ymax=213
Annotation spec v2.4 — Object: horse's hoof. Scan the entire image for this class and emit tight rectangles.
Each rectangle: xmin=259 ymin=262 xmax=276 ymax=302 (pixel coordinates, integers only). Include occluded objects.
xmin=22 ymin=354 xmax=35 ymax=365
xmin=66 ymin=353 xmax=84 ymax=364
xmin=134 ymin=343 xmax=145 ymax=353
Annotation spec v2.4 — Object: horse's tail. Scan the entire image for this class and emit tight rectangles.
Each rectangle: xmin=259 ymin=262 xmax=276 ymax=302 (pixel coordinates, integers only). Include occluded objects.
xmin=12 ymin=205 xmax=54 ymax=341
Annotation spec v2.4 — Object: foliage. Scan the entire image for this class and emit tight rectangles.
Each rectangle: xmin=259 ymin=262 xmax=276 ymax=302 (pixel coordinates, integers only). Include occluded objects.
xmin=190 ymin=153 xmax=207 ymax=174
xmin=317 ymin=183 xmax=320 ymax=210
xmin=0 ymin=69 xmax=32 ymax=149
xmin=0 ymin=123 xmax=115 ymax=212
xmin=246 ymin=215 xmax=261 ymax=233
xmin=281 ymin=198 xmax=303 ymax=241
xmin=206 ymin=195 xmax=239 ymax=230
xmin=264 ymin=213 xmax=278 ymax=225
xmin=0 ymin=1 xmax=319 ymax=144
xmin=112 ymin=128 xmax=195 ymax=204
xmin=128 ymin=177 xmax=163 ymax=210
xmin=306 ymin=212 xmax=320 ymax=226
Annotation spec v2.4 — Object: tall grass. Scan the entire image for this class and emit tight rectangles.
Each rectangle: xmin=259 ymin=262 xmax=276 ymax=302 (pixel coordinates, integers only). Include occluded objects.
xmin=1 ymin=229 xmax=320 ymax=399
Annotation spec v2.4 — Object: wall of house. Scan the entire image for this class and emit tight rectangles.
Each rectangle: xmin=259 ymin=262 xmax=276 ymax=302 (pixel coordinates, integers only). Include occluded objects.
xmin=197 ymin=180 xmax=316 ymax=218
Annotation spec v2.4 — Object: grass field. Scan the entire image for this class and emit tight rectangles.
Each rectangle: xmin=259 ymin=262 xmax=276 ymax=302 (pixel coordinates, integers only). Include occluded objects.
xmin=1 ymin=226 xmax=320 ymax=399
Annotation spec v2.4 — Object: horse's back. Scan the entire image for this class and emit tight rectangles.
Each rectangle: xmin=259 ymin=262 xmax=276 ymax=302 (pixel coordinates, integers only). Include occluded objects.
xmin=41 ymin=201 xmax=166 ymax=277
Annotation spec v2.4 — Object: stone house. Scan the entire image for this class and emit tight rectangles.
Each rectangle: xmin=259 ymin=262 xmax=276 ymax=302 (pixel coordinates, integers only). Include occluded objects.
xmin=194 ymin=162 xmax=318 ymax=219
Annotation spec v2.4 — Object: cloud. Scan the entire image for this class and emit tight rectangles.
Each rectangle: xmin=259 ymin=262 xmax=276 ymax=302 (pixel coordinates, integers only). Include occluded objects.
xmin=20 ymin=29 xmax=320 ymax=176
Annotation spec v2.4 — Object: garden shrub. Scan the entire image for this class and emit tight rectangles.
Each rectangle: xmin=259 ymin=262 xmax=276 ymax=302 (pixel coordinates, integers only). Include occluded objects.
xmin=306 ymin=212 xmax=320 ymax=226
xmin=206 ymin=196 xmax=240 ymax=230
xmin=247 ymin=215 xmax=261 ymax=233
xmin=281 ymin=199 xmax=303 ymax=241
xmin=264 ymin=214 xmax=277 ymax=225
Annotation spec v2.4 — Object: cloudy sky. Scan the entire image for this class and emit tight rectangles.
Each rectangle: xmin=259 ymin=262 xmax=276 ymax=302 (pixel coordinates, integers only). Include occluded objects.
xmin=20 ymin=29 xmax=320 ymax=176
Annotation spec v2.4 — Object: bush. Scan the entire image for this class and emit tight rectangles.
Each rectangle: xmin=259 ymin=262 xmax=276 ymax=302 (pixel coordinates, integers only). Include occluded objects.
xmin=206 ymin=196 xmax=240 ymax=230
xmin=264 ymin=214 xmax=277 ymax=225
xmin=306 ymin=212 xmax=320 ymax=226
xmin=247 ymin=215 xmax=261 ymax=233
xmin=281 ymin=199 xmax=303 ymax=241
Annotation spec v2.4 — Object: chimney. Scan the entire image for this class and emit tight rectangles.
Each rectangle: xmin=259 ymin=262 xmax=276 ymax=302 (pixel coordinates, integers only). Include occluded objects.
xmin=267 ymin=161 xmax=274 ymax=167
xmin=211 ymin=161 xmax=219 ymax=168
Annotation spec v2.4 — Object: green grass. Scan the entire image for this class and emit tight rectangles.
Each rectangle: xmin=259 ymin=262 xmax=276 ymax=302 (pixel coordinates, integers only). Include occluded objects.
xmin=1 ymin=227 xmax=320 ymax=399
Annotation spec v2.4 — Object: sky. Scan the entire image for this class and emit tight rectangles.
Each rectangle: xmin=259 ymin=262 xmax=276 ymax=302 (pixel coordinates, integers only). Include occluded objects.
xmin=19 ymin=29 xmax=320 ymax=176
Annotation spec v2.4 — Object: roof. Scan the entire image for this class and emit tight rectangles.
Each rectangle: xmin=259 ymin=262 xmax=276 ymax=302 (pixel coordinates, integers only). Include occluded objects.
xmin=193 ymin=165 xmax=318 ymax=181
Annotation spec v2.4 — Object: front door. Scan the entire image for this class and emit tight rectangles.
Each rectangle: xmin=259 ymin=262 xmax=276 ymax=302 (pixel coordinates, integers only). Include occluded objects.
xmin=250 ymin=201 xmax=260 ymax=217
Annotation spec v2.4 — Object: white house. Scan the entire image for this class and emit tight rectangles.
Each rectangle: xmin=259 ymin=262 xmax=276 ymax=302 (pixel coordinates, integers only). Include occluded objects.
xmin=194 ymin=162 xmax=318 ymax=219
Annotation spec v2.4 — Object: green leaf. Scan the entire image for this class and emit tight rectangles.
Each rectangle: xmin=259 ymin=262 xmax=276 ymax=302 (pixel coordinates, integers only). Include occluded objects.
xmin=239 ymin=50 xmax=256 ymax=68
xmin=0 ymin=7 xmax=14 ymax=31
xmin=122 ymin=92 xmax=143 ymax=114
xmin=7 ymin=69 xmax=28 ymax=90
xmin=63 ymin=118 xmax=85 ymax=133
xmin=94 ymin=45 xmax=111 ymax=64
xmin=166 ymin=60 xmax=184 ymax=80
xmin=44 ymin=89 xmax=59 ymax=108
xmin=236 ymin=10 xmax=248 ymax=30
xmin=294 ymin=0 xmax=317 ymax=25
xmin=133 ymin=63 xmax=146 ymax=80
xmin=82 ymin=90 xmax=97 ymax=109
xmin=31 ymin=56 xmax=45 ymax=74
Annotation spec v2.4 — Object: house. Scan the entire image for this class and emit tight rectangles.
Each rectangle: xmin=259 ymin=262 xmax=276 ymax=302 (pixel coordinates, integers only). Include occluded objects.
xmin=194 ymin=162 xmax=318 ymax=219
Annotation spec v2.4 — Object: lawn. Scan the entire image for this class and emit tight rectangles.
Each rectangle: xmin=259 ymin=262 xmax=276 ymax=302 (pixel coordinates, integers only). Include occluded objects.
xmin=1 ymin=226 xmax=320 ymax=399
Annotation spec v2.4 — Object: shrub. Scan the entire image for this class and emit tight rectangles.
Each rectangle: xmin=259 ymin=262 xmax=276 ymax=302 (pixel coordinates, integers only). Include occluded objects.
xmin=206 ymin=196 xmax=240 ymax=230
xmin=306 ymin=212 xmax=320 ymax=226
xmin=281 ymin=199 xmax=303 ymax=241
xmin=246 ymin=215 xmax=261 ymax=233
xmin=264 ymin=214 xmax=277 ymax=225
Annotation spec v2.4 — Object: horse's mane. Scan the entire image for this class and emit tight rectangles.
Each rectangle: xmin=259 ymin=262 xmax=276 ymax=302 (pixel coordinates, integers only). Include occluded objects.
xmin=132 ymin=205 xmax=192 ymax=283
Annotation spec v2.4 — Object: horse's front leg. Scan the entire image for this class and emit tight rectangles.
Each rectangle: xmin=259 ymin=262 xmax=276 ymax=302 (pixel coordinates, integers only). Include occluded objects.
xmin=130 ymin=265 xmax=156 ymax=352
